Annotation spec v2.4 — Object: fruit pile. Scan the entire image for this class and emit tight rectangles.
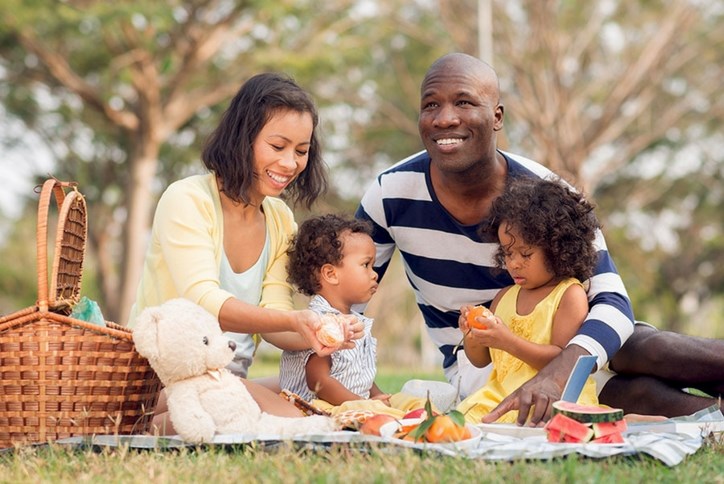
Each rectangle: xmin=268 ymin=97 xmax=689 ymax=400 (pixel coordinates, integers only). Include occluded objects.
xmin=544 ymin=401 xmax=627 ymax=444
xmin=360 ymin=400 xmax=472 ymax=444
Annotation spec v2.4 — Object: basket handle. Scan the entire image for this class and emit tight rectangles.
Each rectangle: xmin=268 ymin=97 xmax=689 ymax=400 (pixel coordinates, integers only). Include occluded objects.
xmin=36 ymin=179 xmax=77 ymax=312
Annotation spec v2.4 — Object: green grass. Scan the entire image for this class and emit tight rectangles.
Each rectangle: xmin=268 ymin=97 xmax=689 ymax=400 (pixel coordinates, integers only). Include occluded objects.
xmin=0 ymin=435 xmax=722 ymax=483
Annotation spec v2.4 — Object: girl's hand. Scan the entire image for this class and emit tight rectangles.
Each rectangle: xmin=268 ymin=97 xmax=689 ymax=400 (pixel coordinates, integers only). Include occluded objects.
xmin=459 ymin=305 xmax=474 ymax=332
xmin=467 ymin=315 xmax=511 ymax=350
xmin=453 ymin=305 xmax=475 ymax=355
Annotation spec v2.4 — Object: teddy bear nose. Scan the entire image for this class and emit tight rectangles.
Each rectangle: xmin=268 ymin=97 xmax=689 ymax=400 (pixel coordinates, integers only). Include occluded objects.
xmin=228 ymin=340 xmax=237 ymax=351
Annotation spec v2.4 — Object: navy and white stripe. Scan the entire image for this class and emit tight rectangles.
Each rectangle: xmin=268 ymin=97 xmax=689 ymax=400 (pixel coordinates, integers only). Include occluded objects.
xmin=278 ymin=296 xmax=378 ymax=401
xmin=356 ymin=150 xmax=635 ymax=381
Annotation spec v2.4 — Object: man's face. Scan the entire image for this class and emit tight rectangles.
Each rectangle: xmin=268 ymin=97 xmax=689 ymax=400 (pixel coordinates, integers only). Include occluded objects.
xmin=418 ymin=62 xmax=503 ymax=173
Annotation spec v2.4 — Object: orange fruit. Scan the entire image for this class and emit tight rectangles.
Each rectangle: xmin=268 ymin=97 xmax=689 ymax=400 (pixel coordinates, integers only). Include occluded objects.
xmin=424 ymin=415 xmax=469 ymax=443
xmin=467 ymin=305 xmax=493 ymax=330
xmin=359 ymin=414 xmax=397 ymax=436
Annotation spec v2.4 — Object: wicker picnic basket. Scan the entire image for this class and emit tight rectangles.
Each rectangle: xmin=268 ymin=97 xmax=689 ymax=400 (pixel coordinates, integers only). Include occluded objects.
xmin=0 ymin=179 xmax=161 ymax=448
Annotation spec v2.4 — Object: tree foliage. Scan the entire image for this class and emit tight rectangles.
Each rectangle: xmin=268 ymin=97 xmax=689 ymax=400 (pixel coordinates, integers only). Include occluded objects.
xmin=0 ymin=0 xmax=721 ymax=347
xmin=435 ymin=0 xmax=724 ymax=336
xmin=0 ymin=0 xmax=405 ymax=322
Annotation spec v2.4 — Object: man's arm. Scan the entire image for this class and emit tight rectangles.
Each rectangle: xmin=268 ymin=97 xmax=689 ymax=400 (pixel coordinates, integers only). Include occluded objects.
xmin=559 ymin=201 xmax=636 ymax=368
xmin=483 ymin=344 xmax=592 ymax=425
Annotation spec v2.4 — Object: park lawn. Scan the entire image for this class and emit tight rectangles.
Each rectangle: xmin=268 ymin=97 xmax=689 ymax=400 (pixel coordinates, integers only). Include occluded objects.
xmin=0 ymin=425 xmax=721 ymax=483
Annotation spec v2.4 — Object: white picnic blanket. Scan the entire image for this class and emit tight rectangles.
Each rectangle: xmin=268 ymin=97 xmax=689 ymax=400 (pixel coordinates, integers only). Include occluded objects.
xmin=53 ymin=406 xmax=722 ymax=467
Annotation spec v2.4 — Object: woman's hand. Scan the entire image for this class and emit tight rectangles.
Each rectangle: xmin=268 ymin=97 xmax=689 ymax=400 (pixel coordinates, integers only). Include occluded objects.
xmin=293 ymin=309 xmax=331 ymax=356
xmin=292 ymin=311 xmax=365 ymax=356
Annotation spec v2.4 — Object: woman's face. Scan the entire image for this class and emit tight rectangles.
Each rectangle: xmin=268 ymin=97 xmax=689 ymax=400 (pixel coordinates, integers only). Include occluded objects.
xmin=251 ymin=109 xmax=313 ymax=201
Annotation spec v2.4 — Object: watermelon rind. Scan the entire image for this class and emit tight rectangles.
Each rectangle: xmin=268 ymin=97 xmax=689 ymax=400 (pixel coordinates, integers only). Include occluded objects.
xmin=552 ymin=401 xmax=624 ymax=424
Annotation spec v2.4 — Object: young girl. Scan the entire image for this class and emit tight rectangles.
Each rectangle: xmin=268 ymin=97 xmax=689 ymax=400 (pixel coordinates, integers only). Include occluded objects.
xmin=457 ymin=177 xmax=602 ymax=424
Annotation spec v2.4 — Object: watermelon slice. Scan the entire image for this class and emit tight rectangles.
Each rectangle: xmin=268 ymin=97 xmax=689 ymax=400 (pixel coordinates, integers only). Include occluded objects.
xmin=545 ymin=413 xmax=594 ymax=443
xmin=546 ymin=428 xmax=563 ymax=442
xmin=592 ymin=419 xmax=628 ymax=438
xmin=552 ymin=401 xmax=624 ymax=424
xmin=591 ymin=432 xmax=625 ymax=444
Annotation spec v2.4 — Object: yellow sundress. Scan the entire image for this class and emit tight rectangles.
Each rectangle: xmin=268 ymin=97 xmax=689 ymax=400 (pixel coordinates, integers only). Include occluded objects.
xmin=457 ymin=278 xmax=598 ymax=423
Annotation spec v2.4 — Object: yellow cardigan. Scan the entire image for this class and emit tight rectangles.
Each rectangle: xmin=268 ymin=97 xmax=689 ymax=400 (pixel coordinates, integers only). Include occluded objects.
xmin=128 ymin=173 xmax=296 ymax=326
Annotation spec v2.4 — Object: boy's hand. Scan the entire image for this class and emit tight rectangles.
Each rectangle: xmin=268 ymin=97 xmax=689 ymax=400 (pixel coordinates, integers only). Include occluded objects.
xmin=370 ymin=393 xmax=392 ymax=406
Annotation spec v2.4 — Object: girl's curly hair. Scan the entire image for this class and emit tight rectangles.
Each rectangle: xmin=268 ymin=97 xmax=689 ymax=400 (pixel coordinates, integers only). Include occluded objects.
xmin=287 ymin=214 xmax=373 ymax=296
xmin=480 ymin=176 xmax=601 ymax=282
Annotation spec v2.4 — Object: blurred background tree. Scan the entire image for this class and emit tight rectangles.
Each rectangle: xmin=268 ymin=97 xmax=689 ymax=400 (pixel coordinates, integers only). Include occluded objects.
xmin=1 ymin=0 xmax=721 ymax=370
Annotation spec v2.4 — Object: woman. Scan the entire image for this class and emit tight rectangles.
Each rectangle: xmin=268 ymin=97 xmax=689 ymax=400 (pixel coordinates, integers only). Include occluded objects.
xmin=130 ymin=73 xmax=361 ymax=423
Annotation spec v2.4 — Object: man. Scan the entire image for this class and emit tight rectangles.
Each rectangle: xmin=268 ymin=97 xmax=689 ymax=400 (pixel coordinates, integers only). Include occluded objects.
xmin=356 ymin=52 xmax=723 ymax=425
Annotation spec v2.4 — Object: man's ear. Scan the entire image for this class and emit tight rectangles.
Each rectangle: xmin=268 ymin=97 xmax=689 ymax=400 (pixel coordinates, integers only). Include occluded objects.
xmin=320 ymin=263 xmax=339 ymax=285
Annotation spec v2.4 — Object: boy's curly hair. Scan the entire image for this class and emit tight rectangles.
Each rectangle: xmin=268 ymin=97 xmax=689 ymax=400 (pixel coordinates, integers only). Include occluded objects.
xmin=480 ymin=177 xmax=601 ymax=282
xmin=287 ymin=214 xmax=373 ymax=296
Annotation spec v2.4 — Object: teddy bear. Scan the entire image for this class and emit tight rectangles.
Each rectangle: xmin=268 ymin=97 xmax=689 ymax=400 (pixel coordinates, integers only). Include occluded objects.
xmin=132 ymin=298 xmax=336 ymax=443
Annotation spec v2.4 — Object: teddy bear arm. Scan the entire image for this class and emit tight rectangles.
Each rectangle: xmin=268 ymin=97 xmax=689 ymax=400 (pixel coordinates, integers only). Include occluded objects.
xmin=167 ymin=382 xmax=217 ymax=443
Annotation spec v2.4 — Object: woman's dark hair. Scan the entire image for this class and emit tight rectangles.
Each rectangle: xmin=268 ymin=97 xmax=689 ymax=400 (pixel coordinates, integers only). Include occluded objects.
xmin=202 ymin=72 xmax=327 ymax=208
xmin=480 ymin=177 xmax=601 ymax=282
xmin=287 ymin=214 xmax=373 ymax=296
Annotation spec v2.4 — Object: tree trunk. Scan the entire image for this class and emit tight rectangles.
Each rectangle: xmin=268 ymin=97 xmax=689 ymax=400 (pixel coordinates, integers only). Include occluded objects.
xmin=117 ymin=146 xmax=159 ymax=325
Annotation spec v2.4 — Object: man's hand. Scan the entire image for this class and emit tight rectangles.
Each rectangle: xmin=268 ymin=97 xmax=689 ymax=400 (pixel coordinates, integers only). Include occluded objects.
xmin=482 ymin=345 xmax=594 ymax=426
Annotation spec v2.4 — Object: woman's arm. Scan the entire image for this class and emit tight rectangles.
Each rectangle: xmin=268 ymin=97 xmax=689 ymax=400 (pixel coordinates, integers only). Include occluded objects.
xmin=261 ymin=331 xmax=308 ymax=351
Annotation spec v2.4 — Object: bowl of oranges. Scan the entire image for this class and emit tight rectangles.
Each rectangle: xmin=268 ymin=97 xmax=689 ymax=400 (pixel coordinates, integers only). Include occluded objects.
xmin=378 ymin=405 xmax=482 ymax=451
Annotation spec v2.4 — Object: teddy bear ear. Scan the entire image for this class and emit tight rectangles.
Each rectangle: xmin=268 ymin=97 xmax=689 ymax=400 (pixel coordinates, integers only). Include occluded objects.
xmin=131 ymin=306 xmax=164 ymax=362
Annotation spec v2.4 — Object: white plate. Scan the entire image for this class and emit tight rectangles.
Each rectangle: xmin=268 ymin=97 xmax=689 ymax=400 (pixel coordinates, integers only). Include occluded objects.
xmin=378 ymin=418 xmax=482 ymax=451
xmin=476 ymin=422 xmax=546 ymax=439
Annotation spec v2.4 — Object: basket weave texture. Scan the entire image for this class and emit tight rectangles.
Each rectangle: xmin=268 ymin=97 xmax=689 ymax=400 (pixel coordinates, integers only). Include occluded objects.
xmin=0 ymin=179 xmax=161 ymax=448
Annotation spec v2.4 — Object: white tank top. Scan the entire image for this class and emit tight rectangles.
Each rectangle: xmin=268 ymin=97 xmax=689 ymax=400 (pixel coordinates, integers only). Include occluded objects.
xmin=219 ymin=231 xmax=270 ymax=378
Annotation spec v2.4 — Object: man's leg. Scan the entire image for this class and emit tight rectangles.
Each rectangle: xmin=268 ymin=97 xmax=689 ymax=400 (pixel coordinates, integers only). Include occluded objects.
xmin=610 ymin=324 xmax=724 ymax=395
xmin=599 ymin=324 xmax=723 ymax=416
xmin=599 ymin=374 xmax=720 ymax=417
